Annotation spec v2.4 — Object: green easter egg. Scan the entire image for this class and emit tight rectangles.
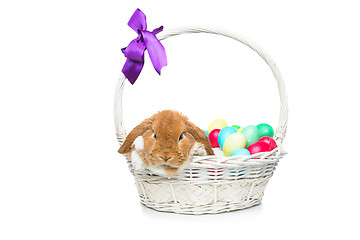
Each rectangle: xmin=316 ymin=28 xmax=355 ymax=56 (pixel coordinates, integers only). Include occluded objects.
xmin=256 ymin=123 xmax=274 ymax=138
xmin=241 ymin=125 xmax=260 ymax=148
xmin=231 ymin=125 xmax=241 ymax=131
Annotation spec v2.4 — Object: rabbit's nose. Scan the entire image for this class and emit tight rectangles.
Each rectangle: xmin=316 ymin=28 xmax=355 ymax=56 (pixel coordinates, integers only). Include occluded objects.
xmin=159 ymin=156 xmax=172 ymax=162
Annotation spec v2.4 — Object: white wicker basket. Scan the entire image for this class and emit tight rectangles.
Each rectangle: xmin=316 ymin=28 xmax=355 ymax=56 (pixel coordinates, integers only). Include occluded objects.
xmin=115 ymin=27 xmax=288 ymax=215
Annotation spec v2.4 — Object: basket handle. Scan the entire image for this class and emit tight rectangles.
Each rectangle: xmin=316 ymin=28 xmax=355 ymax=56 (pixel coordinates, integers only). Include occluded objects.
xmin=115 ymin=27 xmax=288 ymax=144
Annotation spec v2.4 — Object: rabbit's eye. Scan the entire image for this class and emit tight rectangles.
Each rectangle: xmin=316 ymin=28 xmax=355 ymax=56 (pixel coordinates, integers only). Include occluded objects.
xmin=153 ymin=133 xmax=157 ymax=139
xmin=179 ymin=134 xmax=184 ymax=141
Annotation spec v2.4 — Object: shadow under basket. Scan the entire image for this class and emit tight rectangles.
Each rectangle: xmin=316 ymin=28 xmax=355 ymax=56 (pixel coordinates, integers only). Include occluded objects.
xmin=115 ymin=27 xmax=288 ymax=215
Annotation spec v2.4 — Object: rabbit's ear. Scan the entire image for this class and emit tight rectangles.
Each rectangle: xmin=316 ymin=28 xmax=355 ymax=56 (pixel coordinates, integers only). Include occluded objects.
xmin=118 ymin=117 xmax=154 ymax=154
xmin=186 ymin=121 xmax=214 ymax=155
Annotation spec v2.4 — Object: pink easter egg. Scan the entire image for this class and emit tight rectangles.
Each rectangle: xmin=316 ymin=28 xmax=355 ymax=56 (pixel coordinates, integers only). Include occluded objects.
xmin=259 ymin=136 xmax=277 ymax=150
xmin=209 ymin=129 xmax=221 ymax=148
xmin=247 ymin=141 xmax=271 ymax=155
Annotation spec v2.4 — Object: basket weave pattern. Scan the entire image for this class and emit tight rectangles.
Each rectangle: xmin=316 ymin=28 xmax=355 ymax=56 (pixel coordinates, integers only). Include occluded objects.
xmin=115 ymin=27 xmax=288 ymax=214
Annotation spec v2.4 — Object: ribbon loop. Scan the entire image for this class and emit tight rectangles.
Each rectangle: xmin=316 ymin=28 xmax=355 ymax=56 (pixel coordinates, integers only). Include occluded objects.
xmin=121 ymin=9 xmax=167 ymax=84
xmin=122 ymin=39 xmax=146 ymax=62
xmin=128 ymin=9 xmax=147 ymax=32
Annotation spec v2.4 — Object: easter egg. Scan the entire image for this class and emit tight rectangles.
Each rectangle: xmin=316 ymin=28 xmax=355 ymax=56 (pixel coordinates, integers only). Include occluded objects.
xmin=231 ymin=148 xmax=250 ymax=156
xmin=241 ymin=125 xmax=260 ymax=148
xmin=231 ymin=125 xmax=241 ymax=131
xmin=203 ymin=130 xmax=209 ymax=138
xmin=223 ymin=132 xmax=246 ymax=157
xmin=218 ymin=127 xmax=237 ymax=149
xmin=237 ymin=127 xmax=244 ymax=132
xmin=247 ymin=141 xmax=271 ymax=155
xmin=256 ymin=123 xmax=274 ymax=138
xmin=259 ymin=136 xmax=277 ymax=150
xmin=208 ymin=129 xmax=221 ymax=148
xmin=207 ymin=119 xmax=227 ymax=132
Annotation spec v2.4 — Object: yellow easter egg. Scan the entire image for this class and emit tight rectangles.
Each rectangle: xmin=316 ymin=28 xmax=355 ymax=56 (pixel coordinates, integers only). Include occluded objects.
xmin=237 ymin=127 xmax=244 ymax=133
xmin=223 ymin=132 xmax=247 ymax=157
xmin=207 ymin=119 xmax=227 ymax=132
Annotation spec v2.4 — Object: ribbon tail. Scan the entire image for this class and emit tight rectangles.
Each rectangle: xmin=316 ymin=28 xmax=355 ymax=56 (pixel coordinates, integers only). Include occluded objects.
xmin=142 ymin=31 xmax=167 ymax=75
xmin=122 ymin=58 xmax=144 ymax=85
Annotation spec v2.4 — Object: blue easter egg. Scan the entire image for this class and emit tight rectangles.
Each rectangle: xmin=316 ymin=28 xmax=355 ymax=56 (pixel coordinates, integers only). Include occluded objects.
xmin=218 ymin=126 xmax=237 ymax=149
xmin=231 ymin=148 xmax=251 ymax=156
xmin=203 ymin=130 xmax=209 ymax=138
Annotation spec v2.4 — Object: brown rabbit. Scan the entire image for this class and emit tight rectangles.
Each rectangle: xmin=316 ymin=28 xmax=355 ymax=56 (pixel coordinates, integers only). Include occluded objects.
xmin=118 ymin=110 xmax=214 ymax=176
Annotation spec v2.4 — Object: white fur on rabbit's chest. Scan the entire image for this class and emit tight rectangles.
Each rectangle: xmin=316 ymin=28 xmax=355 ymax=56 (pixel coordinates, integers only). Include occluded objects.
xmin=130 ymin=136 xmax=145 ymax=171
xmin=129 ymin=136 xmax=207 ymax=176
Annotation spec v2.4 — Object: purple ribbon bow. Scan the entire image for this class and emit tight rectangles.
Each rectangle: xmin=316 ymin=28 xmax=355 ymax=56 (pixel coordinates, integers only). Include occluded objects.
xmin=121 ymin=9 xmax=167 ymax=84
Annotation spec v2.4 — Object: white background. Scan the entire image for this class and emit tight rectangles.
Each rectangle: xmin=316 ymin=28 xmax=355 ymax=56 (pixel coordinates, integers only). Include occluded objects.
xmin=1 ymin=0 xmax=359 ymax=239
